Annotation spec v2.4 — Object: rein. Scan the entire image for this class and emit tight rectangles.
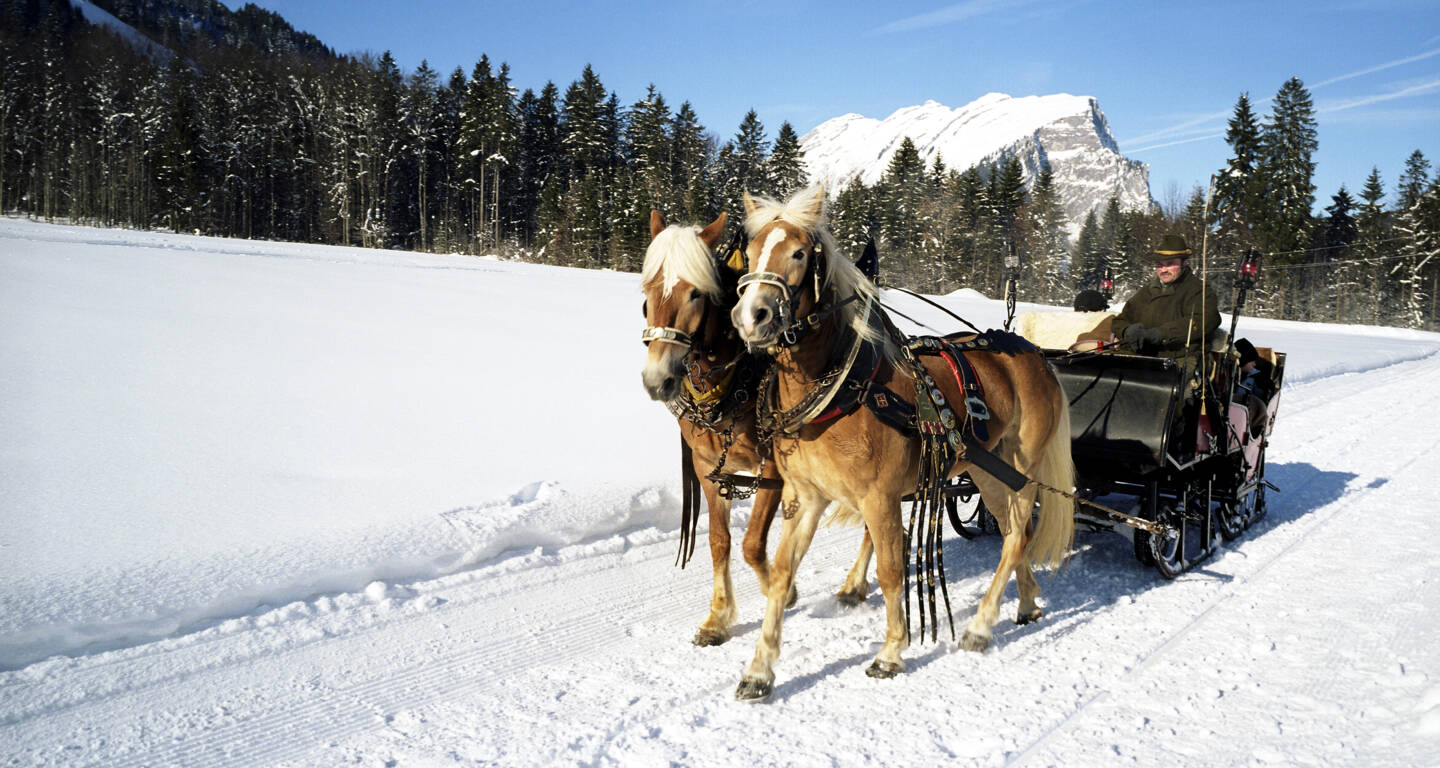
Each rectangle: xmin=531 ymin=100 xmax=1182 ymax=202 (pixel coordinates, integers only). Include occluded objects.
xmin=882 ymin=284 xmax=983 ymax=334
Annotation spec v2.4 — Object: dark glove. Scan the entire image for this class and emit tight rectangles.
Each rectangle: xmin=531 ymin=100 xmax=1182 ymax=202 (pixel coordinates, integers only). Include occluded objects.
xmin=1122 ymin=323 xmax=1161 ymax=349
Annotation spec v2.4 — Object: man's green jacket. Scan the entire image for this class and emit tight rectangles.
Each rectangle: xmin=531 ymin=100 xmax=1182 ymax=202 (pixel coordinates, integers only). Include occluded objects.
xmin=1111 ymin=267 xmax=1221 ymax=360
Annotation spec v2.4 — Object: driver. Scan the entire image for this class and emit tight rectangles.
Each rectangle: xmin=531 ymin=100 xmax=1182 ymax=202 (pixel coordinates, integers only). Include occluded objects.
xmin=1111 ymin=234 xmax=1220 ymax=365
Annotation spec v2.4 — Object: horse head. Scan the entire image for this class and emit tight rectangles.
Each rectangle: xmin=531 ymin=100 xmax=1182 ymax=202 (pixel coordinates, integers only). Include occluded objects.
xmin=731 ymin=185 xmax=878 ymax=355
xmin=730 ymin=186 xmax=828 ymax=350
xmin=639 ymin=210 xmax=729 ymax=402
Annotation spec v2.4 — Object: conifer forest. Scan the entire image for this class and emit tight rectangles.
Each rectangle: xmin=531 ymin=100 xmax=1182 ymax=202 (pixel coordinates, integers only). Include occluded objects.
xmin=4 ymin=0 xmax=1438 ymax=328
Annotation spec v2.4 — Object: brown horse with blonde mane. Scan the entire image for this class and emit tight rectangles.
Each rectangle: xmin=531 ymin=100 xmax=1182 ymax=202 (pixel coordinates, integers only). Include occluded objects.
xmin=728 ymin=186 xmax=1075 ymax=700
xmin=640 ymin=211 xmax=874 ymax=646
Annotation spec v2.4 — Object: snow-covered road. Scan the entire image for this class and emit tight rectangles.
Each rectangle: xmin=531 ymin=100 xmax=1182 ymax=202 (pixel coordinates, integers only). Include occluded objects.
xmin=3 ymin=220 xmax=1439 ymax=766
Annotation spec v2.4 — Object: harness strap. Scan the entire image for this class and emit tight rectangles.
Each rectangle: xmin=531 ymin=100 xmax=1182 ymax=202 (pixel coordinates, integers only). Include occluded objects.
xmin=934 ymin=348 xmax=990 ymax=443
xmin=641 ymin=326 xmax=693 ymax=348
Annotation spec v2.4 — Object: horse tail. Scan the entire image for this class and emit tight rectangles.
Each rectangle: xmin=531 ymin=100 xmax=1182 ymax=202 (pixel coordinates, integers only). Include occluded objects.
xmin=1026 ymin=389 xmax=1075 ymax=572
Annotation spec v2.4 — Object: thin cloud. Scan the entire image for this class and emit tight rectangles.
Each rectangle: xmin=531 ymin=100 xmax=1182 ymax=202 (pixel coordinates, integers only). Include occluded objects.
xmin=1317 ymin=76 xmax=1440 ymax=112
xmin=873 ymin=0 xmax=1035 ymax=35
xmin=1311 ymin=48 xmax=1440 ymax=88
xmin=1121 ymin=49 xmax=1440 ymax=148
xmin=1127 ymin=133 xmax=1227 ymax=154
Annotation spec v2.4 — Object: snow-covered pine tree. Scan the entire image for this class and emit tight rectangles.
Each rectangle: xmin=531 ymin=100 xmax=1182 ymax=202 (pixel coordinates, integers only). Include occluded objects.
xmin=1024 ymin=167 xmax=1070 ymax=304
xmin=624 ymin=83 xmax=671 ymax=238
xmin=1213 ymin=93 xmax=1263 ymax=256
xmin=514 ymin=82 xmax=561 ymax=247
xmin=878 ymin=136 xmax=926 ymax=256
xmin=830 ymin=175 xmax=875 ymax=267
xmin=401 ymin=60 xmax=440 ymax=250
xmin=668 ymin=101 xmax=713 ymax=222
xmin=1256 ymin=77 xmax=1318 ymax=317
xmin=1072 ymin=209 xmax=1104 ymax=293
xmin=715 ymin=110 xmax=769 ymax=215
xmin=1354 ymin=167 xmax=1392 ymax=324
xmin=1319 ymin=186 xmax=1359 ymax=322
xmin=1393 ymin=152 xmax=1435 ymax=328
xmin=767 ymin=121 xmax=807 ymax=199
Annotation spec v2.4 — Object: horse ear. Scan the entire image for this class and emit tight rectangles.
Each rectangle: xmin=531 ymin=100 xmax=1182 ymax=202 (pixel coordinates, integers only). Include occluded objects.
xmin=798 ymin=185 xmax=824 ymax=219
xmin=699 ymin=211 xmax=727 ymax=248
xmin=742 ymin=193 xmax=757 ymax=219
xmin=649 ymin=210 xmax=665 ymax=240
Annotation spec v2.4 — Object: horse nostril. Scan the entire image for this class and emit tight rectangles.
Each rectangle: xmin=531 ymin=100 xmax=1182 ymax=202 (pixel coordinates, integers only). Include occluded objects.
xmin=752 ymin=307 xmax=771 ymax=326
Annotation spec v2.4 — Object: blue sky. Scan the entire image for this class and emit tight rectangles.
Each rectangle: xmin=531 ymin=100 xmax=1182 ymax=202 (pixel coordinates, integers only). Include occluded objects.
xmin=229 ymin=0 xmax=1438 ymax=213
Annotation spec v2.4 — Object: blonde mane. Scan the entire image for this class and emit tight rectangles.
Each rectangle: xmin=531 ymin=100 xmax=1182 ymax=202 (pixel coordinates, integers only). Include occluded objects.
xmin=744 ymin=187 xmax=886 ymax=349
xmin=640 ymin=224 xmax=721 ymax=300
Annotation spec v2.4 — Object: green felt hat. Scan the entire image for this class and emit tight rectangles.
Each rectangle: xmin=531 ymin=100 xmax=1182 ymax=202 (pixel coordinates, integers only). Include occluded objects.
xmin=1154 ymin=234 xmax=1192 ymax=257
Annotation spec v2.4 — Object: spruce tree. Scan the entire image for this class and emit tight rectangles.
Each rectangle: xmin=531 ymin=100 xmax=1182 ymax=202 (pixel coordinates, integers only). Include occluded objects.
xmin=1397 ymin=150 xmax=1431 ymax=211
xmin=1320 ymin=186 xmax=1359 ymax=321
xmin=402 ymin=60 xmax=440 ymax=250
xmin=1256 ymin=77 xmax=1318 ymax=315
xmin=767 ymin=121 xmax=807 ymax=199
xmin=1213 ymin=92 xmax=1263 ymax=253
xmin=1355 ymin=167 xmax=1391 ymax=324
xmin=1024 ymin=167 xmax=1069 ymax=303
xmin=717 ymin=109 xmax=769 ymax=213
xmin=515 ymin=82 xmax=560 ymax=245
xmin=878 ymin=136 xmax=926 ymax=254
xmin=1072 ymin=209 xmax=1105 ymax=293
xmin=668 ymin=100 xmax=712 ymax=220
xmin=625 ymin=84 xmax=671 ymax=213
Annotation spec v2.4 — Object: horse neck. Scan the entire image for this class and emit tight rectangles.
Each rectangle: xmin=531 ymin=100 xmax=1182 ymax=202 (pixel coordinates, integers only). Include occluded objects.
xmin=772 ymin=311 xmax=849 ymax=407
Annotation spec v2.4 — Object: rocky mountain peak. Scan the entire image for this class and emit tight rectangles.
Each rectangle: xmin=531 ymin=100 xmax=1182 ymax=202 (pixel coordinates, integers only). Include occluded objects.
xmin=800 ymin=93 xmax=1151 ymax=238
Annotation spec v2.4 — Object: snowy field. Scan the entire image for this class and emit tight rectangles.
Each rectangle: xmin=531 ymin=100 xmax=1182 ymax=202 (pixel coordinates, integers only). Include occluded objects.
xmin=3 ymin=217 xmax=1440 ymax=766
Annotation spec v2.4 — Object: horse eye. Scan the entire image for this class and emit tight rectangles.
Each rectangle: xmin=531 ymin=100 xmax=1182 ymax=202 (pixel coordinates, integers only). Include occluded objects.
xmin=792 ymin=248 xmax=805 ymax=260
xmin=689 ymin=288 xmax=702 ymax=301
xmin=640 ymin=300 xmax=648 ymax=318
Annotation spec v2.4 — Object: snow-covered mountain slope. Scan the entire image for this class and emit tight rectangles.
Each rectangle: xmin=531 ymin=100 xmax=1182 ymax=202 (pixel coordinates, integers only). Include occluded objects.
xmin=801 ymin=94 xmax=1151 ymax=234
xmin=3 ymin=219 xmax=1440 ymax=766
xmin=68 ymin=0 xmax=172 ymax=61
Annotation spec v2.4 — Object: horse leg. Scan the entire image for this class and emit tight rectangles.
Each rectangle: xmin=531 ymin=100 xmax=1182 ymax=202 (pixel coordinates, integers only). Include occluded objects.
xmin=862 ymin=495 xmax=908 ymax=677
xmin=835 ymin=527 xmax=872 ymax=606
xmin=1014 ymin=562 xmax=1043 ymax=625
xmin=959 ymin=481 xmax=1038 ymax=652
xmin=736 ymin=489 xmax=825 ymax=701
xmin=693 ymin=480 xmax=736 ymax=646
xmin=742 ymin=466 xmax=797 ymax=608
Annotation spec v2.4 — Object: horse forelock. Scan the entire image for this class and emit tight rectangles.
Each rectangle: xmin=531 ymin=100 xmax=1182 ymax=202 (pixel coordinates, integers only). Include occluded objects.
xmin=641 ymin=224 xmax=722 ymax=300
xmin=743 ymin=187 xmax=824 ymax=238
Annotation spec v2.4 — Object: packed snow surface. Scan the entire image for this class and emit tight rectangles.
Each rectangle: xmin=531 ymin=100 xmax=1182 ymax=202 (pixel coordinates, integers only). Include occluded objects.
xmin=2 ymin=218 xmax=1439 ymax=766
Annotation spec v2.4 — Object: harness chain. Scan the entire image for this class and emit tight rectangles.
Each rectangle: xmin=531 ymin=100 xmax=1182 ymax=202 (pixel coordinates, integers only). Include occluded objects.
xmin=904 ymin=342 xmax=960 ymax=644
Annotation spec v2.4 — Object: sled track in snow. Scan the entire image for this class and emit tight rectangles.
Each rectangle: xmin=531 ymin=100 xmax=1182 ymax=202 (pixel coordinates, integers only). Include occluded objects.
xmin=93 ymin=554 xmax=713 ymax=767
xmin=39 ymin=519 xmax=863 ymax=767
xmin=1006 ymin=353 xmax=1440 ymax=766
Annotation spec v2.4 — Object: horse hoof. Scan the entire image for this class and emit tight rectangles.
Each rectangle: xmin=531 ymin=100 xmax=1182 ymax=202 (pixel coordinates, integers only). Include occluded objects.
xmin=958 ymin=630 xmax=990 ymax=653
xmin=735 ymin=678 xmax=773 ymax=701
xmin=835 ymin=586 xmax=867 ymax=606
xmin=1016 ymin=608 xmax=1043 ymax=626
xmin=692 ymin=628 xmax=728 ymax=647
xmin=865 ymin=660 xmax=903 ymax=679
